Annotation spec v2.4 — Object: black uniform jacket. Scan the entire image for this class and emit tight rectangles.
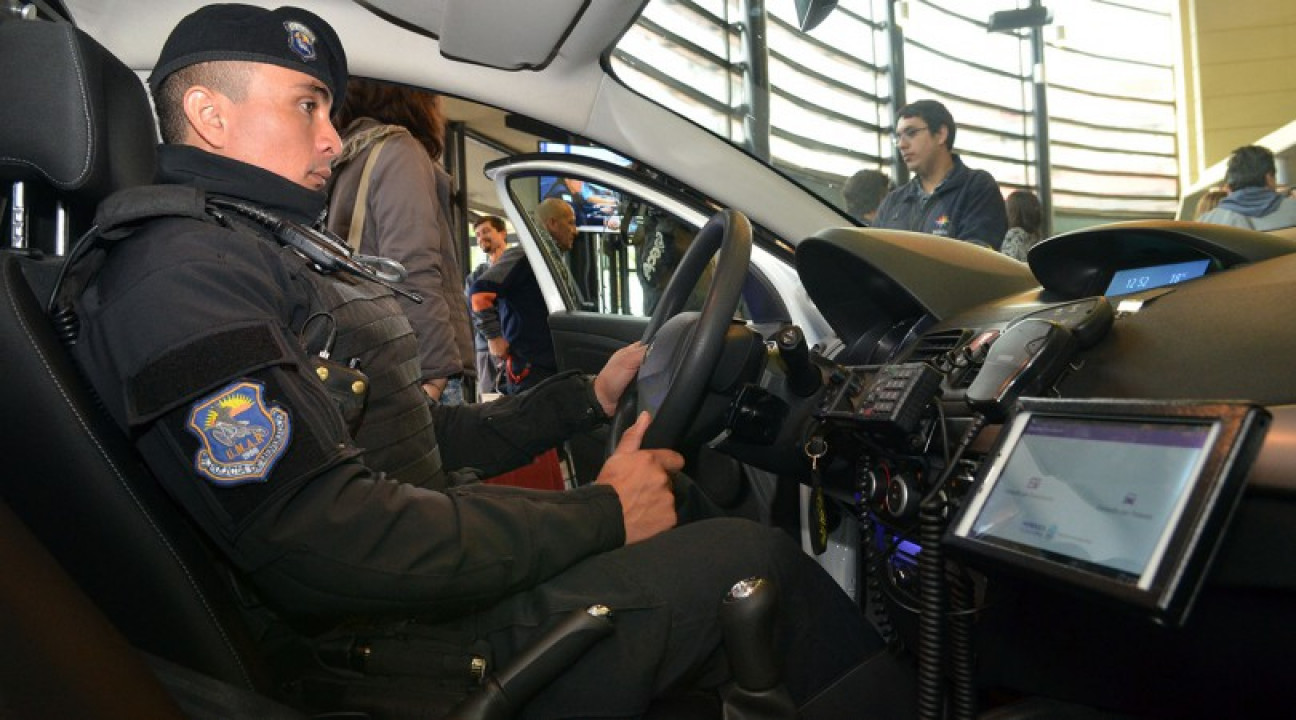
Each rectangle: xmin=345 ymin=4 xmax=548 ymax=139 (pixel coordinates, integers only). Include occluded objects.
xmin=71 ymin=146 xmax=624 ymax=620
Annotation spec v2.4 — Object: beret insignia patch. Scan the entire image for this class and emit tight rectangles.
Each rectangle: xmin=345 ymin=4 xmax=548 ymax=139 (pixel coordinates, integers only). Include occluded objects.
xmin=186 ymin=380 xmax=292 ymax=486
xmin=283 ymin=20 xmax=318 ymax=62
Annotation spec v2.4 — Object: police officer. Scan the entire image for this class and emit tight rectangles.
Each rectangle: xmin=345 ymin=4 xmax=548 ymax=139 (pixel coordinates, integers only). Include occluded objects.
xmin=69 ymin=5 xmax=892 ymax=717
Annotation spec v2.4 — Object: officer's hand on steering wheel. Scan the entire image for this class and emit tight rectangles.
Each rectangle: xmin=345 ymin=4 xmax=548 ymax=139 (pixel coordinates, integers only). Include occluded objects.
xmin=593 ymin=342 xmax=646 ymax=417
xmin=595 ymin=411 xmax=681 ymax=545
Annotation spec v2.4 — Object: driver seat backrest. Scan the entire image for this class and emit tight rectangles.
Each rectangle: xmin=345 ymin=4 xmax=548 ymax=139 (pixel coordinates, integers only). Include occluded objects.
xmin=0 ymin=17 xmax=274 ymax=693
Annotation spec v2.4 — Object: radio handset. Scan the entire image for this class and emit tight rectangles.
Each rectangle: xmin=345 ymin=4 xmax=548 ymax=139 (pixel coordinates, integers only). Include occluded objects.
xmin=207 ymin=198 xmax=422 ymax=303
xmin=964 ymin=318 xmax=1077 ymax=419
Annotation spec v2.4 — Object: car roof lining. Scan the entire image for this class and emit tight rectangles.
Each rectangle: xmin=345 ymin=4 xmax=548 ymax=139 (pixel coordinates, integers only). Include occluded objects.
xmin=356 ymin=0 xmax=588 ymax=70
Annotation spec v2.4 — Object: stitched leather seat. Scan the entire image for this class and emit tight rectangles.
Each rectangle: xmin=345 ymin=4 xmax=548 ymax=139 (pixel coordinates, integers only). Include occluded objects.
xmin=0 ymin=18 xmax=276 ymax=692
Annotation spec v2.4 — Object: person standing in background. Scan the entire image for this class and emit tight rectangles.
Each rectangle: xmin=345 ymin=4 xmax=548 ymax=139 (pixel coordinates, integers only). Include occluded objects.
xmin=873 ymin=99 xmax=1008 ymax=249
xmin=470 ymin=198 xmax=579 ymax=394
xmin=467 ymin=215 xmax=509 ymax=397
xmin=1196 ymin=146 xmax=1296 ymax=231
xmin=842 ymin=168 xmax=891 ymax=226
xmin=329 ymin=79 xmax=475 ymax=404
xmin=1000 ymin=189 xmax=1043 ymax=262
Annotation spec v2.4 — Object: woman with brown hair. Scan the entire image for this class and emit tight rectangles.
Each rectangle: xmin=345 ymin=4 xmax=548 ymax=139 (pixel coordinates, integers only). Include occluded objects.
xmin=329 ymin=79 xmax=475 ymax=404
xmin=1000 ymin=189 xmax=1043 ymax=262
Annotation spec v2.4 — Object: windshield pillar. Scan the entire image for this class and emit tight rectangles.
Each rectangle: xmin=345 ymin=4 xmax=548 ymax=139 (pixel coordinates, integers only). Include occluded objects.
xmin=886 ymin=0 xmax=909 ymax=186
xmin=1029 ymin=0 xmax=1053 ymax=236
xmin=739 ymin=0 xmax=770 ymax=161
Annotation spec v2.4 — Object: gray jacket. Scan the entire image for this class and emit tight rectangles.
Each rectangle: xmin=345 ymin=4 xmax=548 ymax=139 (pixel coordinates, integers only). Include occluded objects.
xmin=1198 ymin=194 xmax=1296 ymax=232
xmin=329 ymin=118 xmax=476 ymax=381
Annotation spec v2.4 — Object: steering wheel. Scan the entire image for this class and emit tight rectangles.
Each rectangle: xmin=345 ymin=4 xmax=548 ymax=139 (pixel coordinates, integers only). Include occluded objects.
xmin=608 ymin=208 xmax=752 ymax=452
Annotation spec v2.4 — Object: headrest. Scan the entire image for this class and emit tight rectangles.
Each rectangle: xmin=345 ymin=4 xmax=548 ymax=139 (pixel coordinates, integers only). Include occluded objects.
xmin=0 ymin=20 xmax=158 ymax=208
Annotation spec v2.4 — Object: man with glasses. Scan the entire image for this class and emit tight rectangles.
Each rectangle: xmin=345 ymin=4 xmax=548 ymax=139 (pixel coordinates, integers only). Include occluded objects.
xmin=873 ymin=99 xmax=1008 ymax=249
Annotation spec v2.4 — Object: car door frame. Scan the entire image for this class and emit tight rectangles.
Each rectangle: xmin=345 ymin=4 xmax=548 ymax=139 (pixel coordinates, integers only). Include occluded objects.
xmin=485 ymin=153 xmax=832 ymax=370
xmin=484 ymin=153 xmax=830 ymax=489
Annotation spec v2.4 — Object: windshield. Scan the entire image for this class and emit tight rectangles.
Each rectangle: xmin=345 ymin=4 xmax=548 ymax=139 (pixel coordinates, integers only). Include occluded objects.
xmin=610 ymin=0 xmax=1179 ymax=234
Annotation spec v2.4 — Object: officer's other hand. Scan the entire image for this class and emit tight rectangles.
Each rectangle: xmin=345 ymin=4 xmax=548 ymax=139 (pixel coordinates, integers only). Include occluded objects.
xmin=596 ymin=410 xmax=680 ymax=544
xmin=593 ymin=341 xmax=645 ymax=417
xmin=488 ymin=336 xmax=510 ymax=359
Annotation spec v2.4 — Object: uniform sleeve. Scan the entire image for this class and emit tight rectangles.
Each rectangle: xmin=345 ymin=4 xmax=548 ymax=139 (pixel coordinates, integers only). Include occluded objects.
xmin=431 ymin=370 xmax=608 ymax=477
xmin=143 ymin=338 xmax=625 ymax=622
xmin=78 ymin=228 xmax=625 ymax=621
xmin=240 ymin=457 xmax=625 ymax=619
xmin=366 ymin=134 xmax=464 ymax=381
xmin=141 ymin=361 xmax=625 ymax=621
xmin=955 ymin=172 xmax=1009 ymax=250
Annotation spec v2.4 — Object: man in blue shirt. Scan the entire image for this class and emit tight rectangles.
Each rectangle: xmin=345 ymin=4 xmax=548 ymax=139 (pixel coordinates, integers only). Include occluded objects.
xmin=873 ymin=100 xmax=1008 ymax=249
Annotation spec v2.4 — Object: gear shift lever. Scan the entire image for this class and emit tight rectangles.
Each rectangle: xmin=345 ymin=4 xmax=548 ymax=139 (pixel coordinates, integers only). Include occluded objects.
xmin=719 ymin=577 xmax=796 ymax=719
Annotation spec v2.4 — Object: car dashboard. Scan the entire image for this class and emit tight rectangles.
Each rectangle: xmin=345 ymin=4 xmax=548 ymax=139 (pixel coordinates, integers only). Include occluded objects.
xmin=785 ymin=218 xmax=1296 ymax=550
xmin=719 ymin=219 xmax=1296 ymax=715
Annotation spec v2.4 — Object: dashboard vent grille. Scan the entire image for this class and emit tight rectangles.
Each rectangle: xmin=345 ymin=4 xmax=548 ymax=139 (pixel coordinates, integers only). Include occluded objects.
xmin=955 ymin=364 xmax=982 ymax=389
xmin=908 ymin=329 xmax=971 ymax=363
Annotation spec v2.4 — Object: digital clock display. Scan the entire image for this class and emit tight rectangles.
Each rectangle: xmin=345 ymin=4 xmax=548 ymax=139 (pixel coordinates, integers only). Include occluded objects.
xmin=1104 ymin=259 xmax=1210 ymax=297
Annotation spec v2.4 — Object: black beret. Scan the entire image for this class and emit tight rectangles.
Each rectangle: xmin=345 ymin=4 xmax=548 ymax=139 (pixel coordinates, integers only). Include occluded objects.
xmin=149 ymin=4 xmax=347 ymax=111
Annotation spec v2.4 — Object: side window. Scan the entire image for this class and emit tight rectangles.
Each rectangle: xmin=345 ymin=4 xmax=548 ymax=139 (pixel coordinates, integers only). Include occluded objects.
xmin=617 ymin=193 xmax=713 ymax=317
xmin=509 ymin=174 xmax=730 ymax=319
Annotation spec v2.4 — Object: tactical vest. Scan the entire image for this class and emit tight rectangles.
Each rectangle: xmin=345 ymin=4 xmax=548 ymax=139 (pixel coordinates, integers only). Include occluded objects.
xmin=294 ymin=264 xmax=446 ymax=487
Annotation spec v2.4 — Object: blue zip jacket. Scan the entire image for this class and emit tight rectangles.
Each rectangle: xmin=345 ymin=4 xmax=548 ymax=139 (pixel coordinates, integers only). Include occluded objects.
xmin=873 ymin=155 xmax=1008 ymax=250
xmin=469 ymin=246 xmax=558 ymax=386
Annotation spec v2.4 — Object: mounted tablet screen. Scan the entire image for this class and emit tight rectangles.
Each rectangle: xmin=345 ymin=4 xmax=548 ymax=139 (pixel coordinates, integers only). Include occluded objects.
xmin=947 ymin=399 xmax=1269 ymax=626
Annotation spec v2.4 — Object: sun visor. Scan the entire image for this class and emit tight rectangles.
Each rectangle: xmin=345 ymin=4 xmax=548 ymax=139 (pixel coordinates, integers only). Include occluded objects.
xmin=358 ymin=0 xmax=586 ymax=70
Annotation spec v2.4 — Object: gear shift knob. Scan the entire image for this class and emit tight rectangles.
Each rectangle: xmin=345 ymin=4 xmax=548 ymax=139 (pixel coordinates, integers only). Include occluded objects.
xmin=720 ymin=577 xmax=781 ymax=692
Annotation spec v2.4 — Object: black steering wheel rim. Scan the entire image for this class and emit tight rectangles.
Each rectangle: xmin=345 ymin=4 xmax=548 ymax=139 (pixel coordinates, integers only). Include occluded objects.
xmin=608 ymin=208 xmax=752 ymax=451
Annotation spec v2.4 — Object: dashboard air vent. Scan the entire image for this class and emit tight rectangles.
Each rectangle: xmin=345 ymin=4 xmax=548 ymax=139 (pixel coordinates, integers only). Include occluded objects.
xmin=907 ymin=328 xmax=971 ymax=363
